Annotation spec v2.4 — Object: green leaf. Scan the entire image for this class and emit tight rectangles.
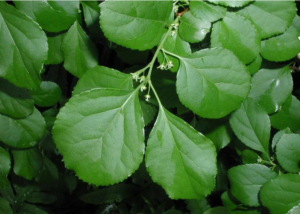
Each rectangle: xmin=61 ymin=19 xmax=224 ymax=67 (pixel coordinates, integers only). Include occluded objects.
xmin=261 ymin=26 xmax=300 ymax=62
xmin=272 ymin=128 xmax=292 ymax=151
xmin=288 ymin=205 xmax=300 ymax=214
xmin=100 ymin=0 xmax=173 ymax=50
xmin=185 ymin=199 xmax=210 ymax=214
xmin=0 ymin=197 xmax=12 ymax=214
xmin=15 ymin=1 xmax=79 ymax=32
xmin=0 ymin=148 xmax=11 ymax=189
xmin=211 ymin=12 xmax=260 ymax=64
xmin=260 ymin=174 xmax=300 ymax=214
xmin=25 ymin=192 xmax=57 ymax=204
xmin=208 ymin=0 xmax=253 ymax=8
xmin=81 ymin=0 xmax=102 ymax=36
xmin=178 ymin=11 xmax=211 ymax=43
xmin=30 ymin=82 xmax=62 ymax=107
xmin=248 ymin=65 xmax=293 ymax=114
xmin=158 ymin=32 xmax=191 ymax=72
xmin=203 ymin=207 xmax=230 ymax=214
xmin=176 ymin=48 xmax=251 ymax=118
xmin=270 ymin=95 xmax=300 ymax=131
xmin=145 ymin=106 xmax=217 ymax=199
xmin=80 ymin=184 xmax=137 ymax=205
xmin=73 ymin=66 xmax=133 ymax=95
xmin=61 ymin=21 xmax=98 ymax=78
xmin=228 ymin=164 xmax=277 ymax=207
xmin=0 ymin=78 xmax=34 ymax=119
xmin=53 ymin=88 xmax=144 ymax=185
xmin=45 ymin=32 xmax=65 ymax=65
xmin=237 ymin=1 xmax=296 ymax=39
xmin=12 ymin=148 xmax=43 ymax=180
xmin=229 ymin=98 xmax=270 ymax=155
xmin=190 ymin=0 xmax=226 ymax=22
xmin=246 ymin=55 xmax=262 ymax=75
xmin=0 ymin=2 xmax=48 ymax=89
xmin=276 ymin=134 xmax=300 ymax=173
xmin=0 ymin=108 xmax=46 ymax=148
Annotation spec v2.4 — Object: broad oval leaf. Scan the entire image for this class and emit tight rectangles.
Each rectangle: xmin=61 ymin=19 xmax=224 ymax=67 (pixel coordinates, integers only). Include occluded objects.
xmin=190 ymin=0 xmax=226 ymax=23
xmin=179 ymin=11 xmax=211 ymax=43
xmin=53 ymin=88 xmax=144 ymax=185
xmin=0 ymin=78 xmax=34 ymax=119
xmin=237 ymin=1 xmax=296 ymax=39
xmin=228 ymin=164 xmax=277 ymax=207
xmin=211 ymin=12 xmax=261 ymax=64
xmin=0 ymin=2 xmax=48 ymax=89
xmin=276 ymin=134 xmax=300 ymax=173
xmin=100 ymin=0 xmax=173 ymax=50
xmin=261 ymin=26 xmax=300 ymax=62
xmin=270 ymin=95 xmax=300 ymax=131
xmin=30 ymin=81 xmax=62 ymax=107
xmin=176 ymin=48 xmax=251 ymax=118
xmin=61 ymin=21 xmax=98 ymax=78
xmin=12 ymin=148 xmax=43 ymax=180
xmin=229 ymin=98 xmax=270 ymax=156
xmin=145 ymin=107 xmax=217 ymax=199
xmin=260 ymin=174 xmax=300 ymax=214
xmin=15 ymin=1 xmax=79 ymax=32
xmin=73 ymin=66 xmax=133 ymax=95
xmin=208 ymin=0 xmax=253 ymax=8
xmin=249 ymin=65 xmax=293 ymax=114
xmin=0 ymin=108 xmax=46 ymax=148
xmin=0 ymin=148 xmax=11 ymax=188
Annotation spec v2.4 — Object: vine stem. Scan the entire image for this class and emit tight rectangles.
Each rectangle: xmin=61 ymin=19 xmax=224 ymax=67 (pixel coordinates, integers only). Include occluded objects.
xmin=147 ymin=15 xmax=181 ymax=78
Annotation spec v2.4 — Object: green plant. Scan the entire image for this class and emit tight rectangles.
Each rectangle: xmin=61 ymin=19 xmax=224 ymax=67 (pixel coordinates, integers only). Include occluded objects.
xmin=1 ymin=0 xmax=300 ymax=213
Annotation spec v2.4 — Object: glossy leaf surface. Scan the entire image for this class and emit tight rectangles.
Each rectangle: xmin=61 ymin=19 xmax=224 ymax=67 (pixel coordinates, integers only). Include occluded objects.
xmin=53 ymin=88 xmax=144 ymax=185
xmin=230 ymin=98 xmax=270 ymax=155
xmin=260 ymin=174 xmax=300 ymax=214
xmin=146 ymin=106 xmax=217 ymax=199
xmin=100 ymin=0 xmax=173 ymax=50
xmin=0 ymin=2 xmax=47 ymax=89
xmin=61 ymin=21 xmax=98 ymax=78
xmin=0 ymin=78 xmax=33 ymax=119
xmin=276 ymin=134 xmax=300 ymax=173
xmin=228 ymin=164 xmax=277 ymax=207
xmin=211 ymin=12 xmax=260 ymax=64
xmin=249 ymin=65 xmax=293 ymax=114
xmin=0 ymin=108 xmax=46 ymax=148
xmin=177 ymin=48 xmax=251 ymax=118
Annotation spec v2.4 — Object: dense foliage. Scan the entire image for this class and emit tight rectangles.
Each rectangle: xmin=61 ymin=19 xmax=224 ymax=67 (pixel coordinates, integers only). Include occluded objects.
xmin=1 ymin=0 xmax=300 ymax=213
